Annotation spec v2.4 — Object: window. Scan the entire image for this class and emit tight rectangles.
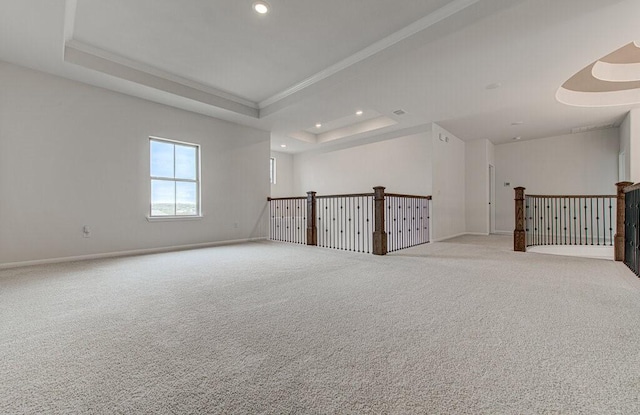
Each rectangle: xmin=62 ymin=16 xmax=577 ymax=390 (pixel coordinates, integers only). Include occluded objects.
xmin=270 ymin=157 xmax=276 ymax=184
xmin=150 ymin=137 xmax=200 ymax=217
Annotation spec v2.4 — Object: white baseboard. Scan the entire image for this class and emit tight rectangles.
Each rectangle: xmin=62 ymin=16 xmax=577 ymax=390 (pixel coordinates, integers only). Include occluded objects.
xmin=0 ymin=237 xmax=267 ymax=270
xmin=492 ymin=231 xmax=512 ymax=236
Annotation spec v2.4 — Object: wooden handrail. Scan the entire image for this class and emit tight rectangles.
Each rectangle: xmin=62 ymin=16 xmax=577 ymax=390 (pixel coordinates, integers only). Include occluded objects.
xmin=386 ymin=193 xmax=432 ymax=200
xmin=316 ymin=193 xmax=375 ymax=199
xmin=267 ymin=196 xmax=306 ymax=201
xmin=526 ymin=194 xmax=615 ymax=199
xmin=269 ymin=192 xmax=432 ymax=200
xmin=624 ymin=183 xmax=640 ymax=193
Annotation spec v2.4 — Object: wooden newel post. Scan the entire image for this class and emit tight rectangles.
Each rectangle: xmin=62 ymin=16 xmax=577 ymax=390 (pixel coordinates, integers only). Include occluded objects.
xmin=373 ymin=186 xmax=387 ymax=255
xmin=514 ymin=187 xmax=526 ymax=252
xmin=615 ymin=181 xmax=633 ymax=261
xmin=306 ymin=191 xmax=317 ymax=246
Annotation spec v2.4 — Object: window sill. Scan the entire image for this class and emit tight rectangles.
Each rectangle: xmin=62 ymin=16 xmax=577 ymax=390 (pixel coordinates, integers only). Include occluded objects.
xmin=146 ymin=215 xmax=204 ymax=222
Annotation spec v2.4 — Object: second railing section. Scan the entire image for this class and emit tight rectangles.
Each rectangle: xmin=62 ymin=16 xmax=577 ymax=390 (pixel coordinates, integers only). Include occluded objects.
xmin=317 ymin=194 xmax=374 ymax=253
xmin=268 ymin=197 xmax=307 ymax=245
xmin=524 ymin=194 xmax=615 ymax=247
xmin=268 ymin=187 xmax=431 ymax=255
xmin=385 ymin=194 xmax=431 ymax=253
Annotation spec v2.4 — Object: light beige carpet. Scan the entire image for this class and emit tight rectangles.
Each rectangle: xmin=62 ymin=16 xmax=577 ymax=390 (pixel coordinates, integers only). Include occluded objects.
xmin=1 ymin=236 xmax=639 ymax=414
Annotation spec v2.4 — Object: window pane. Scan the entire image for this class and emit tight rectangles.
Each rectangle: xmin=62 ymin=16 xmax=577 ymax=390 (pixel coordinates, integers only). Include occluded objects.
xmin=176 ymin=182 xmax=197 ymax=215
xmin=150 ymin=140 xmax=174 ymax=178
xmin=175 ymin=145 xmax=197 ymax=180
xmin=151 ymin=180 xmax=175 ymax=216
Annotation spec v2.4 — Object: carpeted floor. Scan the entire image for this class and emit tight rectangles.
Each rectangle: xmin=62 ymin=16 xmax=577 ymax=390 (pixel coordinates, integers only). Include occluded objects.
xmin=1 ymin=235 xmax=639 ymax=414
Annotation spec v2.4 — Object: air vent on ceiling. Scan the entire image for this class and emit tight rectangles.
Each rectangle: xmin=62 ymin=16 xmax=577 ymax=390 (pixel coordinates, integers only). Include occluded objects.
xmin=571 ymin=123 xmax=614 ymax=134
xmin=393 ymin=109 xmax=407 ymax=116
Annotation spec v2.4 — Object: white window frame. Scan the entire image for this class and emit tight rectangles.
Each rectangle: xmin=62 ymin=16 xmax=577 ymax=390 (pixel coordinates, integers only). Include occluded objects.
xmin=270 ymin=157 xmax=276 ymax=185
xmin=148 ymin=136 xmax=202 ymax=220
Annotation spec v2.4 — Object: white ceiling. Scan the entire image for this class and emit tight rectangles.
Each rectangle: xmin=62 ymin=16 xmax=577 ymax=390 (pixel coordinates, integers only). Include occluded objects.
xmin=1 ymin=0 xmax=640 ymax=153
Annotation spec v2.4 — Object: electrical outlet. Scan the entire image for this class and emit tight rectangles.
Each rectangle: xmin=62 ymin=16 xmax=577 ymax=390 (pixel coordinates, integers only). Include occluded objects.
xmin=504 ymin=182 xmax=511 ymax=187
xmin=82 ymin=225 xmax=91 ymax=238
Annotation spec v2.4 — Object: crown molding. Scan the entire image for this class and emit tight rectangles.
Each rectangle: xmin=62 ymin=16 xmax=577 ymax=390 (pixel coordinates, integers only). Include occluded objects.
xmin=258 ymin=0 xmax=481 ymax=110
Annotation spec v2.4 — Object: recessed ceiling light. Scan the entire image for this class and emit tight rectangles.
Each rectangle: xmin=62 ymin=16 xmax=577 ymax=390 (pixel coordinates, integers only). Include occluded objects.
xmin=486 ymin=82 xmax=502 ymax=90
xmin=356 ymin=110 xmax=363 ymax=116
xmin=511 ymin=121 xmax=524 ymax=126
xmin=315 ymin=123 xmax=322 ymax=128
xmin=280 ymin=144 xmax=287 ymax=148
xmin=513 ymin=136 xmax=522 ymax=140
xmin=253 ymin=1 xmax=270 ymax=14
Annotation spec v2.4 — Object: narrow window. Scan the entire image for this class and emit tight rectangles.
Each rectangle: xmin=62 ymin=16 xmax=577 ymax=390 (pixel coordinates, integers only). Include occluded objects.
xmin=270 ymin=157 xmax=276 ymax=184
xmin=150 ymin=137 xmax=200 ymax=217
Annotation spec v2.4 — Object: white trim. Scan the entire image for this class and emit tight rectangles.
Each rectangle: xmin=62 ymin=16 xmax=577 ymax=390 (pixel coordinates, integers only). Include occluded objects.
xmin=493 ymin=231 xmax=512 ymax=236
xmin=465 ymin=232 xmax=491 ymax=236
xmin=146 ymin=215 xmax=203 ymax=222
xmin=258 ymin=0 xmax=481 ymax=109
xmin=0 ymin=238 xmax=267 ymax=270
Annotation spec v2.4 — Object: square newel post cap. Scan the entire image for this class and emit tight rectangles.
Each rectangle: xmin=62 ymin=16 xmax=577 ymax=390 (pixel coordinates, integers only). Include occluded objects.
xmin=514 ymin=187 xmax=525 ymax=199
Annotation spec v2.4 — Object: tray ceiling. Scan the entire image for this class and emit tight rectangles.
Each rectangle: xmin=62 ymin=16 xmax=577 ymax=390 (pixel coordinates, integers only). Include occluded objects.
xmin=72 ymin=0 xmax=453 ymax=103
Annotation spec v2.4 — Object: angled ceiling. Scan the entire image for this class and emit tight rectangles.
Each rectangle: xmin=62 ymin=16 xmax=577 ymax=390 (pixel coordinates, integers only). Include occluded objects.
xmin=1 ymin=0 xmax=640 ymax=153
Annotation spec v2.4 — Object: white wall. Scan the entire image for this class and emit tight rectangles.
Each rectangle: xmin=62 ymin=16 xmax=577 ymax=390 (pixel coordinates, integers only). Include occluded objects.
xmin=620 ymin=112 xmax=631 ymax=181
xmin=0 ymin=61 xmax=270 ymax=266
xmin=621 ymin=109 xmax=640 ymax=183
xmin=465 ymin=139 xmax=494 ymax=235
xmin=494 ymin=129 xmax=619 ymax=233
xmin=292 ymin=132 xmax=432 ymax=195
xmin=270 ymin=151 xmax=294 ymax=197
xmin=432 ymin=124 xmax=466 ymax=241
